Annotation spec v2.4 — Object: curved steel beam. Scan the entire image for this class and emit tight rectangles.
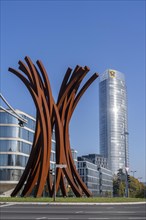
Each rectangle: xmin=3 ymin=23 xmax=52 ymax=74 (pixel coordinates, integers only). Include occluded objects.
xmin=9 ymin=56 xmax=98 ymax=198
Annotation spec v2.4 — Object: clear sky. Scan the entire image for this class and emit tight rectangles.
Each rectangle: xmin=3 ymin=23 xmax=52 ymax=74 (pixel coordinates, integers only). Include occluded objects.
xmin=1 ymin=0 xmax=145 ymax=181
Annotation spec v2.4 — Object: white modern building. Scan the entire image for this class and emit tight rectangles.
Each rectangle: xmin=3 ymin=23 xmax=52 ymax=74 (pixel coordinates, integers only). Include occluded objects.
xmin=0 ymin=107 xmax=76 ymax=196
xmin=99 ymin=69 xmax=129 ymax=174
xmin=0 ymin=109 xmax=36 ymax=195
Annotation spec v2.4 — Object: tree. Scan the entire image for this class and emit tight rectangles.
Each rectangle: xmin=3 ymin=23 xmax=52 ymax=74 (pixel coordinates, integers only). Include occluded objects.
xmin=113 ymin=173 xmax=146 ymax=198
xmin=129 ymin=176 xmax=146 ymax=198
xmin=113 ymin=170 xmax=126 ymax=197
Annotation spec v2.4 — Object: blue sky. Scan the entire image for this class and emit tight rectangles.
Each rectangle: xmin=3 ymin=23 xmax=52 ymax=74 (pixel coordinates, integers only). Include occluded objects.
xmin=1 ymin=0 xmax=145 ymax=181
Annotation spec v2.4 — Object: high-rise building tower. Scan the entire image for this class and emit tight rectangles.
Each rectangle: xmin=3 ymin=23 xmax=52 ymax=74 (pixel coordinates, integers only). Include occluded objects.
xmin=99 ymin=69 xmax=129 ymax=174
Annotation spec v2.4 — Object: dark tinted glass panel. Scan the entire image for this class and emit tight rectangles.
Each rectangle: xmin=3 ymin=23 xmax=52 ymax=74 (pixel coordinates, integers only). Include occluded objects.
xmin=0 ymin=169 xmax=24 ymax=181
xmin=0 ymin=112 xmax=18 ymax=124
xmin=19 ymin=128 xmax=34 ymax=142
xmin=19 ymin=114 xmax=36 ymax=130
xmin=0 ymin=140 xmax=31 ymax=154
xmin=0 ymin=127 xmax=19 ymax=138
xmin=0 ymin=154 xmax=28 ymax=167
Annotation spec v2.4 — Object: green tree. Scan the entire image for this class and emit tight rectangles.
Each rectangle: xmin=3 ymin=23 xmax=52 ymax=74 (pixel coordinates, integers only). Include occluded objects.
xmin=113 ymin=172 xmax=146 ymax=198
xmin=129 ymin=176 xmax=146 ymax=198
xmin=113 ymin=169 xmax=126 ymax=197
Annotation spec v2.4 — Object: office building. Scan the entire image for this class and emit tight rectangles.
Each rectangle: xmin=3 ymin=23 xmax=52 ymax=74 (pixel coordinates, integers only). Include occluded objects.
xmin=98 ymin=166 xmax=113 ymax=196
xmin=78 ymin=156 xmax=113 ymax=196
xmin=82 ymin=153 xmax=108 ymax=168
xmin=78 ymin=156 xmax=100 ymax=196
xmin=0 ymin=109 xmax=78 ymax=196
xmin=99 ymin=69 xmax=129 ymax=174
xmin=0 ymin=109 xmax=36 ymax=195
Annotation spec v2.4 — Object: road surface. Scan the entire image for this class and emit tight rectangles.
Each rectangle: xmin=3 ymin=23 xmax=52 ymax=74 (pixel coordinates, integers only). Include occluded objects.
xmin=0 ymin=203 xmax=146 ymax=220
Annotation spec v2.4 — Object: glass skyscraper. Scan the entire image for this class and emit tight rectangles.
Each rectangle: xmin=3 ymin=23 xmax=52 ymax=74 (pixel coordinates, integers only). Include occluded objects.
xmin=99 ymin=69 xmax=129 ymax=174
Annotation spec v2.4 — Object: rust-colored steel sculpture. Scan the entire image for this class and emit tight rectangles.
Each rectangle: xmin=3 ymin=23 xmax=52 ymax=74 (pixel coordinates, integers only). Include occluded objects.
xmin=9 ymin=56 xmax=98 ymax=197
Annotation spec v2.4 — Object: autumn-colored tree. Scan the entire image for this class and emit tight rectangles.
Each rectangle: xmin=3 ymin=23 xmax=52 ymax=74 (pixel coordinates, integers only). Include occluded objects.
xmin=129 ymin=176 xmax=146 ymax=198
xmin=113 ymin=172 xmax=146 ymax=198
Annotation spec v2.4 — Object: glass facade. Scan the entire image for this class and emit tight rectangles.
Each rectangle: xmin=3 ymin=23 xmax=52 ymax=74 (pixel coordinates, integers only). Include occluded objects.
xmin=71 ymin=149 xmax=78 ymax=167
xmin=78 ymin=156 xmax=113 ymax=197
xmin=0 ymin=169 xmax=25 ymax=181
xmin=82 ymin=154 xmax=108 ymax=168
xmin=0 ymin=110 xmax=36 ymax=192
xmin=0 ymin=109 xmax=80 ymax=196
xmin=78 ymin=157 xmax=100 ymax=196
xmin=0 ymin=140 xmax=31 ymax=154
xmin=98 ymin=167 xmax=113 ymax=197
xmin=99 ymin=69 xmax=129 ymax=174
xmin=0 ymin=111 xmax=57 ymax=179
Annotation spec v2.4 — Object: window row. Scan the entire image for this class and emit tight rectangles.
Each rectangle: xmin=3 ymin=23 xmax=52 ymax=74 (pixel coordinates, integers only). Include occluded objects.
xmin=0 ymin=126 xmax=34 ymax=142
xmin=87 ymin=182 xmax=99 ymax=189
xmin=0 ymin=140 xmax=56 ymax=155
xmin=101 ymin=185 xmax=113 ymax=192
xmin=0 ymin=169 xmax=24 ymax=181
xmin=0 ymin=154 xmax=28 ymax=167
xmin=78 ymin=168 xmax=99 ymax=177
xmin=0 ymin=140 xmax=31 ymax=155
xmin=0 ymin=112 xmax=36 ymax=130
xmin=100 ymin=179 xmax=113 ymax=186
xmin=50 ymin=152 xmax=56 ymax=162
xmin=86 ymin=176 xmax=99 ymax=183
xmin=19 ymin=114 xmax=36 ymax=130
xmin=0 ymin=112 xmax=18 ymax=124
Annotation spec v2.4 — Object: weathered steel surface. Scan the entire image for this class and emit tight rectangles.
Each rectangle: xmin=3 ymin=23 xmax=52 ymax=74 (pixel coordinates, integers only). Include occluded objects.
xmin=9 ymin=56 xmax=98 ymax=197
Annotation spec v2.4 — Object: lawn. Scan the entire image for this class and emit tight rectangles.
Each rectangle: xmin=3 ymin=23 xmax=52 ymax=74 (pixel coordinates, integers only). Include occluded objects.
xmin=0 ymin=196 xmax=145 ymax=203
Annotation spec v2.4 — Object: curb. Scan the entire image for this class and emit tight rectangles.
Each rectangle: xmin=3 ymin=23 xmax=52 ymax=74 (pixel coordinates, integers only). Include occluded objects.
xmin=0 ymin=201 xmax=146 ymax=205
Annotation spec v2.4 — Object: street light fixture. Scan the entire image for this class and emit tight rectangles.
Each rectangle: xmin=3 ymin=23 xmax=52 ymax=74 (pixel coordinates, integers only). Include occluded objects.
xmin=0 ymin=93 xmax=28 ymax=125
xmin=53 ymin=164 xmax=67 ymax=202
xmin=130 ymin=170 xmax=137 ymax=178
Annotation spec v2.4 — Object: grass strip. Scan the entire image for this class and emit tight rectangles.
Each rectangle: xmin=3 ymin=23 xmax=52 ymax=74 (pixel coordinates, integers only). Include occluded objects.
xmin=0 ymin=197 xmax=145 ymax=203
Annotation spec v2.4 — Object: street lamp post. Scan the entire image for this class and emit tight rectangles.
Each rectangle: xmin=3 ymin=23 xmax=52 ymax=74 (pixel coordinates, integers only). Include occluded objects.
xmin=53 ymin=164 xmax=56 ymax=202
xmin=125 ymin=167 xmax=129 ymax=198
xmin=53 ymin=164 xmax=67 ymax=202
xmin=124 ymin=130 xmax=129 ymax=198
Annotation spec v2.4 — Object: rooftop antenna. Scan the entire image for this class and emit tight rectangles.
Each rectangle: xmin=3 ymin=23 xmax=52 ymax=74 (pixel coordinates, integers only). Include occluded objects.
xmin=0 ymin=93 xmax=27 ymax=126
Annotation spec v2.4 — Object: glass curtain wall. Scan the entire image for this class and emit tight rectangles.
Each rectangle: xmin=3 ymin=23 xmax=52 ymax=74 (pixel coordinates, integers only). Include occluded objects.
xmin=99 ymin=70 xmax=129 ymax=174
xmin=0 ymin=110 xmax=36 ymax=183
